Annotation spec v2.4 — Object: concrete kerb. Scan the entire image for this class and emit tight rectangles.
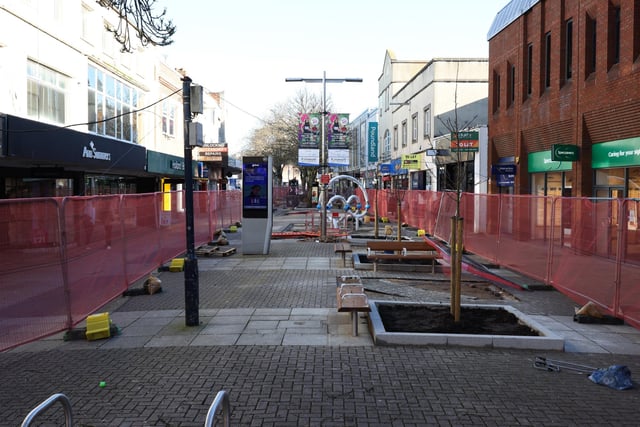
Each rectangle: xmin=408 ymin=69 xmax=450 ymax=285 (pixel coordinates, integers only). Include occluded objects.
xmin=368 ymin=300 xmax=565 ymax=351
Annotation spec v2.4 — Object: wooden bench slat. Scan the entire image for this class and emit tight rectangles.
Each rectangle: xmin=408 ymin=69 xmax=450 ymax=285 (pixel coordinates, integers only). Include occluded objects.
xmin=334 ymin=243 xmax=353 ymax=267
xmin=366 ymin=239 xmax=442 ymax=272
xmin=335 ymin=275 xmax=369 ymax=336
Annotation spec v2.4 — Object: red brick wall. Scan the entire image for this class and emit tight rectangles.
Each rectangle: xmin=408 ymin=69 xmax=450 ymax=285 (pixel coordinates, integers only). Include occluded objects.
xmin=488 ymin=0 xmax=640 ymax=196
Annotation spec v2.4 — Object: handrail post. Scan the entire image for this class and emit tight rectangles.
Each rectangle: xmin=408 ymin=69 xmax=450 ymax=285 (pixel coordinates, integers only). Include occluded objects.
xmin=21 ymin=393 xmax=73 ymax=427
xmin=204 ymin=390 xmax=230 ymax=427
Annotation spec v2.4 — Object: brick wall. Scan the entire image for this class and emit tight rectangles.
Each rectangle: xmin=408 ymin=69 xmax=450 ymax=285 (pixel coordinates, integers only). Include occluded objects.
xmin=488 ymin=0 xmax=640 ymax=196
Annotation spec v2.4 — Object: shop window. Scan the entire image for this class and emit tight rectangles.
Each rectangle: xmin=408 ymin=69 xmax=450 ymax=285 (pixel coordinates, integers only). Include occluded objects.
xmin=629 ymin=167 xmax=640 ymax=200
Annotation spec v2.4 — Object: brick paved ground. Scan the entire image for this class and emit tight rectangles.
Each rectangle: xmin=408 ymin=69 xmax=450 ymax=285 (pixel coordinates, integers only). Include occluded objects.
xmin=3 ymin=214 xmax=640 ymax=426
xmin=2 ymin=346 xmax=640 ymax=426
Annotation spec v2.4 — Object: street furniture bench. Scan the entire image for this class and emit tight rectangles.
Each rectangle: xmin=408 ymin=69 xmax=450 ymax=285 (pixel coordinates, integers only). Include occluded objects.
xmin=334 ymin=242 xmax=353 ymax=267
xmin=336 ymin=275 xmax=370 ymax=336
xmin=366 ymin=240 xmax=441 ymax=272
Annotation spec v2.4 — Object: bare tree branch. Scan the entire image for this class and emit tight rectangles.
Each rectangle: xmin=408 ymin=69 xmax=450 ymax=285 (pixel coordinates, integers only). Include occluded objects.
xmin=101 ymin=0 xmax=176 ymax=53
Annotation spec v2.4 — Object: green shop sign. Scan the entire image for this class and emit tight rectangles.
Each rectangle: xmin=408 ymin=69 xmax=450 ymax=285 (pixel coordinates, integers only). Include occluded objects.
xmin=592 ymin=137 xmax=640 ymax=168
xmin=551 ymin=144 xmax=579 ymax=161
xmin=528 ymin=151 xmax=572 ymax=173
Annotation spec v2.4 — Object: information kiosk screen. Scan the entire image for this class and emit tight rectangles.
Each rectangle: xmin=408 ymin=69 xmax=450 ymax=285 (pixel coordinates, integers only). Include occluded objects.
xmin=242 ymin=158 xmax=269 ymax=218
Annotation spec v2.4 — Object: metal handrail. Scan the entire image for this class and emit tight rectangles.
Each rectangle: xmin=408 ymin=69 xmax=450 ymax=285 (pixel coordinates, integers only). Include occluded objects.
xmin=204 ymin=390 xmax=230 ymax=427
xmin=21 ymin=393 xmax=73 ymax=427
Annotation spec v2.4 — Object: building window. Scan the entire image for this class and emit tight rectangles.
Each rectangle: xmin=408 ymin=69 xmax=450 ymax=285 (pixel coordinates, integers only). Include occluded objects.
xmin=526 ymin=43 xmax=533 ymax=96
xmin=383 ymin=129 xmax=391 ymax=159
xmin=508 ymin=63 xmax=516 ymax=106
xmin=423 ymin=106 xmax=431 ymax=138
xmin=393 ymin=126 xmax=398 ymax=150
xmin=586 ymin=15 xmax=597 ymax=76
xmin=88 ymin=65 xmax=139 ymax=143
xmin=634 ymin=2 xmax=640 ymax=61
xmin=27 ymin=60 xmax=68 ymax=125
xmin=401 ymin=120 xmax=407 ymax=147
xmin=81 ymin=4 xmax=93 ymax=43
xmin=544 ymin=32 xmax=551 ymax=89
xmin=411 ymin=114 xmax=418 ymax=143
xmin=493 ymin=71 xmax=501 ymax=112
xmin=609 ymin=5 xmax=621 ymax=68
xmin=565 ymin=19 xmax=573 ymax=81
xmin=162 ymin=101 xmax=175 ymax=137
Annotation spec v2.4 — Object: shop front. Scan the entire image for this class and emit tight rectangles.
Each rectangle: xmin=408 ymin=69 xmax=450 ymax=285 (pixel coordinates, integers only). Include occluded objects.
xmin=146 ymin=150 xmax=194 ymax=193
xmin=592 ymin=138 xmax=640 ymax=200
xmin=0 ymin=114 xmax=146 ymax=198
xmin=528 ymin=151 xmax=573 ymax=197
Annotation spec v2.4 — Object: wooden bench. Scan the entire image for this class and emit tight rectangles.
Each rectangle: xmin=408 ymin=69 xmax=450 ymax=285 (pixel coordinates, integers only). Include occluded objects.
xmin=336 ymin=275 xmax=370 ymax=336
xmin=334 ymin=242 xmax=353 ymax=267
xmin=366 ymin=240 xmax=441 ymax=272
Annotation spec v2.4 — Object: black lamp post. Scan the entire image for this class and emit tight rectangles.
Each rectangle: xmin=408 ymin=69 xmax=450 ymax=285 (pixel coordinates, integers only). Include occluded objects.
xmin=182 ymin=76 xmax=199 ymax=326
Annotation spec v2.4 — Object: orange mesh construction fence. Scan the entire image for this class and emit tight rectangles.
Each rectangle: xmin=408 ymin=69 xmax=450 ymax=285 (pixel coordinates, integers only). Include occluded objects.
xmin=0 ymin=191 xmax=241 ymax=351
xmin=3 ymin=189 xmax=640 ymax=350
xmin=431 ymin=193 xmax=640 ymax=329
xmin=368 ymin=190 xmax=640 ymax=328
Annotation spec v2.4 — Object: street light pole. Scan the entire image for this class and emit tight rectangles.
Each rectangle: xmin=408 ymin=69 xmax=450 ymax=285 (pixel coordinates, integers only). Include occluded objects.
xmin=285 ymin=71 xmax=362 ymax=242
xmin=182 ymin=76 xmax=199 ymax=327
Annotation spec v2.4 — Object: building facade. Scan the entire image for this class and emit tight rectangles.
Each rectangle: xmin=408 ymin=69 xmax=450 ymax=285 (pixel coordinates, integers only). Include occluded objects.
xmin=488 ymin=0 xmax=640 ymax=199
xmin=0 ymin=1 xmax=226 ymax=198
xmin=378 ymin=51 xmax=489 ymax=191
xmin=341 ymin=108 xmax=378 ymax=187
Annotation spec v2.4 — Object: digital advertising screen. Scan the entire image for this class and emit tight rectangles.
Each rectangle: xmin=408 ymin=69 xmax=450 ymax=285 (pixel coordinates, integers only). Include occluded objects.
xmin=242 ymin=158 xmax=269 ymax=218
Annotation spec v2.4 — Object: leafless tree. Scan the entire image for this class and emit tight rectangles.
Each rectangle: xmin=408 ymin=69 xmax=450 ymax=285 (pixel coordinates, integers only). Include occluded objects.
xmin=436 ymin=64 xmax=479 ymax=323
xmin=246 ymin=89 xmax=330 ymax=206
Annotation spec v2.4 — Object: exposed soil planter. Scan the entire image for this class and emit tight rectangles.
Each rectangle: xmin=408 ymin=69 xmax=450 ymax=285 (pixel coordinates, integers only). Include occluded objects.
xmin=368 ymin=301 xmax=564 ymax=351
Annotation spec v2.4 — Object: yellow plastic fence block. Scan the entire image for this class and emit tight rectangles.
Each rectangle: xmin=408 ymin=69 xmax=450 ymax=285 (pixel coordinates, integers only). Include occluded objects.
xmin=85 ymin=312 xmax=111 ymax=341
xmin=417 ymin=229 xmax=426 ymax=236
xmin=169 ymin=258 xmax=185 ymax=272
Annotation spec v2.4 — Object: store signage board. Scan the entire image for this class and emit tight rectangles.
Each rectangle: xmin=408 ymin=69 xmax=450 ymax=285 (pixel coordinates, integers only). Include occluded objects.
xmin=551 ymin=144 xmax=579 ymax=161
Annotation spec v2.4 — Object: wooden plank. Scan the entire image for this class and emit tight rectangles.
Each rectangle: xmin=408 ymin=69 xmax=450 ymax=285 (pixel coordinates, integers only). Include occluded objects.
xmin=211 ymin=247 xmax=236 ymax=257
xmin=366 ymin=240 xmax=434 ymax=251
xmin=196 ymin=245 xmax=220 ymax=256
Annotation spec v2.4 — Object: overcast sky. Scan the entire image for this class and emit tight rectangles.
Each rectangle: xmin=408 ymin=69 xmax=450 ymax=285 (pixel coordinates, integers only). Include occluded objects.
xmin=156 ymin=0 xmax=510 ymax=154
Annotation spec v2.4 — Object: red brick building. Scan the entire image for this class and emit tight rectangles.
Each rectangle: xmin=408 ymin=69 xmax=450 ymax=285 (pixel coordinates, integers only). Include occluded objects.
xmin=488 ymin=0 xmax=640 ymax=199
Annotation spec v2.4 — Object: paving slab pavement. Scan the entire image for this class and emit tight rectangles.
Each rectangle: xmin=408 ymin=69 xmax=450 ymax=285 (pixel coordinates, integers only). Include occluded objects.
xmin=3 ymin=213 xmax=640 ymax=426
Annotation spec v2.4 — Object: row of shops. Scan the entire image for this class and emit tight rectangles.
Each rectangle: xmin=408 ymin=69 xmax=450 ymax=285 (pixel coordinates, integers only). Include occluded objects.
xmin=0 ymin=114 xmax=229 ymax=198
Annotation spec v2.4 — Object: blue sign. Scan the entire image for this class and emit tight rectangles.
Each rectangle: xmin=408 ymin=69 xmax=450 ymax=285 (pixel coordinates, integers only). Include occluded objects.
xmin=379 ymin=163 xmax=391 ymax=174
xmin=492 ymin=164 xmax=516 ymax=174
xmin=497 ymin=174 xmax=515 ymax=187
xmin=390 ymin=158 xmax=408 ymax=176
